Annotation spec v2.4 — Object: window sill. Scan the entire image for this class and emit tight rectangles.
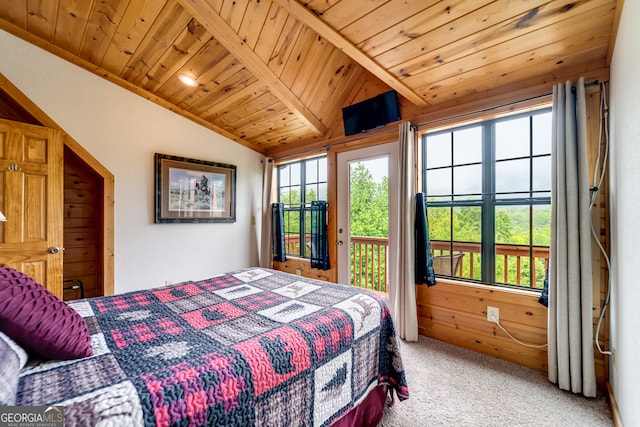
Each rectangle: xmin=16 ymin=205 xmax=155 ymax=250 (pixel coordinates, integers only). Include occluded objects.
xmin=424 ymin=277 xmax=542 ymax=298
xmin=281 ymin=255 xmax=309 ymax=262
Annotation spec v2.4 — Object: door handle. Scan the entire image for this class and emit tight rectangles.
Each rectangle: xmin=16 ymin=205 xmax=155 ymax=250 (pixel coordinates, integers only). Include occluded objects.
xmin=48 ymin=246 xmax=61 ymax=254
xmin=337 ymin=240 xmax=343 ymax=246
xmin=7 ymin=163 xmax=22 ymax=172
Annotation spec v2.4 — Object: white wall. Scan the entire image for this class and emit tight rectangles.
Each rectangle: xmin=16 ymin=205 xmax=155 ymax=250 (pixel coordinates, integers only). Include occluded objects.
xmin=609 ymin=1 xmax=640 ymax=425
xmin=0 ymin=29 xmax=265 ymax=294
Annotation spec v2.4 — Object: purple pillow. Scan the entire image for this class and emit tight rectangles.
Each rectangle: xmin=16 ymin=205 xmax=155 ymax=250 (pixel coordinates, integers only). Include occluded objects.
xmin=0 ymin=266 xmax=93 ymax=360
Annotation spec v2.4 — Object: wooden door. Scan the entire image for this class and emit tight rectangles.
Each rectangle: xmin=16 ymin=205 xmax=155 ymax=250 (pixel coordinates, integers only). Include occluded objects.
xmin=0 ymin=119 xmax=64 ymax=298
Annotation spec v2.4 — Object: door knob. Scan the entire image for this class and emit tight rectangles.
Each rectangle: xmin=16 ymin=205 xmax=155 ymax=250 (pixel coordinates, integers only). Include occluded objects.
xmin=48 ymin=246 xmax=60 ymax=254
xmin=337 ymin=240 xmax=343 ymax=246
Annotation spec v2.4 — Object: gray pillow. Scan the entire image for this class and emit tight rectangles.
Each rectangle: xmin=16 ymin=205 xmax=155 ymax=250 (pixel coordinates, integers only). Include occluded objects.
xmin=0 ymin=331 xmax=28 ymax=406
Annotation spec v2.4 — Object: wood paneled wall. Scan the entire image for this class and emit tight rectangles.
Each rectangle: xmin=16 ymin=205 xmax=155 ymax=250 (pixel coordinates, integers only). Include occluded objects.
xmin=273 ymin=258 xmax=332 ymax=282
xmin=416 ymin=280 xmax=548 ymax=371
xmin=586 ymin=85 xmax=611 ymax=387
xmin=63 ymin=146 xmax=103 ymax=300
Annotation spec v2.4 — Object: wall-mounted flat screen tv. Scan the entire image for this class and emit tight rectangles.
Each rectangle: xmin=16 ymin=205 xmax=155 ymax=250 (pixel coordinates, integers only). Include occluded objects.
xmin=342 ymin=90 xmax=400 ymax=136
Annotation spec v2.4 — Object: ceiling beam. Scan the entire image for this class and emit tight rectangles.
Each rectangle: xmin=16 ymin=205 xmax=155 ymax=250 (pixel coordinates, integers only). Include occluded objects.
xmin=177 ymin=0 xmax=327 ymax=136
xmin=272 ymin=0 xmax=429 ymax=108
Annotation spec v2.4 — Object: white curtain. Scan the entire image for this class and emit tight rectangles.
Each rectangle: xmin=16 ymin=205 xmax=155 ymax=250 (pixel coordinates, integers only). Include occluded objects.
xmin=549 ymin=77 xmax=596 ymax=397
xmin=392 ymin=122 xmax=418 ymax=341
xmin=259 ymin=159 xmax=274 ymax=268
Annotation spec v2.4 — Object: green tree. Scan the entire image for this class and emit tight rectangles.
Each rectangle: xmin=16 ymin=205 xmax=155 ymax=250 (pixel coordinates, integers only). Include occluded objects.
xmin=427 ymin=206 xmax=451 ymax=241
xmin=453 ymin=206 xmax=481 ymax=241
xmin=349 ymin=164 xmax=388 ymax=238
xmin=495 ymin=210 xmax=514 ymax=243
xmin=348 ymin=163 xmax=390 ymax=291
xmin=281 ymin=187 xmax=301 ymax=234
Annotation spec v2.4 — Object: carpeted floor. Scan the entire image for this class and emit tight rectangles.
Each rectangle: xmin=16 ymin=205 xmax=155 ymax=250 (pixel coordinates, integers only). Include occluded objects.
xmin=379 ymin=336 xmax=613 ymax=427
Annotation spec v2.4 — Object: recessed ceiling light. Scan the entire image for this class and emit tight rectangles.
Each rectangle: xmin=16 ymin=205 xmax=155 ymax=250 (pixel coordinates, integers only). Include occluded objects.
xmin=178 ymin=74 xmax=198 ymax=87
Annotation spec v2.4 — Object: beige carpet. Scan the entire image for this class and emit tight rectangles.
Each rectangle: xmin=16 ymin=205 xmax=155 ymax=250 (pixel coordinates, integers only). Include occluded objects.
xmin=379 ymin=336 xmax=613 ymax=427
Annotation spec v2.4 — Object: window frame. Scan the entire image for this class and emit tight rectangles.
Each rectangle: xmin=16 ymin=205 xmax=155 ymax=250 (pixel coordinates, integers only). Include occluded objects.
xmin=421 ymin=108 xmax=552 ymax=289
xmin=277 ymin=156 xmax=328 ymax=259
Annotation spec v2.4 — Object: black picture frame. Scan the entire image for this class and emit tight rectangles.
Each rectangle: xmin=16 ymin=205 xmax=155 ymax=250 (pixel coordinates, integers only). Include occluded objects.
xmin=154 ymin=153 xmax=236 ymax=223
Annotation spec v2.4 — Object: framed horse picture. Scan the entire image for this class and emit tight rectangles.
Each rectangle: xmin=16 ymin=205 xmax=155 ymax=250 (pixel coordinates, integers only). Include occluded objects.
xmin=154 ymin=153 xmax=236 ymax=223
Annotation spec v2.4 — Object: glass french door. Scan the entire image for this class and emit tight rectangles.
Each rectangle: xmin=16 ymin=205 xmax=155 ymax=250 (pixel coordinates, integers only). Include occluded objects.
xmin=336 ymin=143 xmax=399 ymax=292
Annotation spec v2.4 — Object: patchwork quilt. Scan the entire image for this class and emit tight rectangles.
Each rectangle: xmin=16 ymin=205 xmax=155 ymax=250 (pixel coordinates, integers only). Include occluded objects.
xmin=16 ymin=268 xmax=408 ymax=426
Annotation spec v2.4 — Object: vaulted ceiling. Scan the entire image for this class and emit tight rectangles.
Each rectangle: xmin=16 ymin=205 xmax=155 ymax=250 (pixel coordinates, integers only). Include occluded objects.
xmin=0 ymin=0 xmax=620 ymax=157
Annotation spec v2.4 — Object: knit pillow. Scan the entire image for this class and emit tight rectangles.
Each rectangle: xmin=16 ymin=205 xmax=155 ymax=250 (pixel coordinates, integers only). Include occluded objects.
xmin=0 ymin=266 xmax=93 ymax=360
xmin=0 ymin=331 xmax=27 ymax=406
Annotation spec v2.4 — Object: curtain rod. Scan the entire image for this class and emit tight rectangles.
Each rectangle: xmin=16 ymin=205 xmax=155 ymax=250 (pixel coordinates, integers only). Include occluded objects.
xmin=414 ymin=93 xmax=551 ymax=130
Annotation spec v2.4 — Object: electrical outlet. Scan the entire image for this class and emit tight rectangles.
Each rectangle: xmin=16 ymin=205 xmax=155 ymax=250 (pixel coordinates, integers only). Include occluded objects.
xmin=296 ymin=269 xmax=302 ymax=276
xmin=487 ymin=306 xmax=499 ymax=323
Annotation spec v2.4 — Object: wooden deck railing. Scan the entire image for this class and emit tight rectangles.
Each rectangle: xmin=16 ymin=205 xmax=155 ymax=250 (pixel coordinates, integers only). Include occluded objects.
xmin=285 ymin=234 xmax=309 ymax=257
xmin=285 ymin=235 xmax=550 ymax=291
xmin=285 ymin=235 xmax=389 ymax=291
xmin=349 ymin=238 xmax=550 ymax=291
xmin=350 ymin=236 xmax=388 ymax=292
xmin=430 ymin=241 xmax=550 ymax=288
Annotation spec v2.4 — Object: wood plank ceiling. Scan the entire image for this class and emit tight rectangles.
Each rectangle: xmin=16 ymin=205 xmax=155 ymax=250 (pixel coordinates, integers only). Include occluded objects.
xmin=0 ymin=0 xmax=619 ymax=157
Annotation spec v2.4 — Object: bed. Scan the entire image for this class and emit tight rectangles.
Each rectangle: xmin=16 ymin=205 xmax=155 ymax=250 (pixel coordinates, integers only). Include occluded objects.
xmin=0 ymin=266 xmax=408 ymax=426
